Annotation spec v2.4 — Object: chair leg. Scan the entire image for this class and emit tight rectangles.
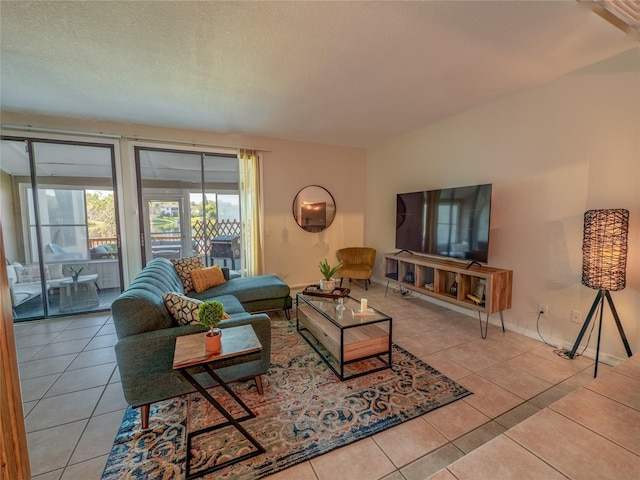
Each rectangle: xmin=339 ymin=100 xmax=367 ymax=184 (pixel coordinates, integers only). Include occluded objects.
xmin=140 ymin=404 xmax=150 ymax=429
xmin=365 ymin=279 xmax=368 ymax=290
xmin=255 ymin=375 xmax=264 ymax=395
xmin=284 ymin=308 xmax=290 ymax=320
xmin=385 ymin=281 xmax=389 ymax=297
xmin=340 ymin=278 xmax=344 ymax=287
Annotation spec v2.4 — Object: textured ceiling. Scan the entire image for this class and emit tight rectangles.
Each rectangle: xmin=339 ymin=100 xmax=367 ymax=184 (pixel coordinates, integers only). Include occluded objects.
xmin=0 ymin=1 xmax=637 ymax=148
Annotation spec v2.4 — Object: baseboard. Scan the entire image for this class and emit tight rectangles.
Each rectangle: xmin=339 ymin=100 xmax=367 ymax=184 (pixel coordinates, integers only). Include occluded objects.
xmin=371 ymin=276 xmax=628 ymax=367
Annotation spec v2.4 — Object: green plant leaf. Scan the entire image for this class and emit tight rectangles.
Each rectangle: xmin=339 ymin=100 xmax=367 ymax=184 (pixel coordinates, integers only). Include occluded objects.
xmin=198 ymin=300 xmax=225 ymax=330
xmin=318 ymin=258 xmax=343 ymax=280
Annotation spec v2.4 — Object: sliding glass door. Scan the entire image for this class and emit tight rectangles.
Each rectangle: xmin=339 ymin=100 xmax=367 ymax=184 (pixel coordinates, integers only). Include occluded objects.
xmin=135 ymin=147 xmax=241 ymax=271
xmin=0 ymin=137 xmax=123 ymax=321
xmin=142 ymin=196 xmax=186 ymax=262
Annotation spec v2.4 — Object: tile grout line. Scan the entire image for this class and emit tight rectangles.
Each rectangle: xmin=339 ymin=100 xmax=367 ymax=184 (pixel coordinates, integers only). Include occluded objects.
xmin=23 ymin=315 xmax=115 ymax=478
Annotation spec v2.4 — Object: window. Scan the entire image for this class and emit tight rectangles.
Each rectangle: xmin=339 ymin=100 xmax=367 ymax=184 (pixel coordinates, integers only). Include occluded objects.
xmin=25 ymin=187 xmax=89 ymax=263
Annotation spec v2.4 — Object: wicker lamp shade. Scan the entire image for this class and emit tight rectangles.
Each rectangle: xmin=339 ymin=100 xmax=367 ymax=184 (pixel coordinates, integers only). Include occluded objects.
xmin=581 ymin=209 xmax=629 ymax=291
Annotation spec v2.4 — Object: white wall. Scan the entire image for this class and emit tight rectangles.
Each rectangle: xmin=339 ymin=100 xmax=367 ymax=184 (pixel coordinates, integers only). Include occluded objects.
xmin=366 ymin=47 xmax=640 ymax=364
xmin=0 ymin=115 xmax=367 ymax=288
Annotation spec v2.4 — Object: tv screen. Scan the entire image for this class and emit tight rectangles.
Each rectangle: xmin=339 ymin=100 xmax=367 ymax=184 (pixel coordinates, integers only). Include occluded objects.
xmin=395 ymin=184 xmax=492 ymax=263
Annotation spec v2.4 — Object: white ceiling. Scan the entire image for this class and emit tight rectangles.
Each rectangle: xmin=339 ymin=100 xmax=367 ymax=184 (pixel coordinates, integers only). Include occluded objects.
xmin=0 ymin=1 xmax=637 ymax=148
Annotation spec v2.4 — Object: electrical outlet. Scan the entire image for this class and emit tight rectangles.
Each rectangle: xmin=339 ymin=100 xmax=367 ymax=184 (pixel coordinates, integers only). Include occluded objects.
xmin=571 ymin=310 xmax=582 ymax=324
xmin=538 ymin=304 xmax=548 ymax=316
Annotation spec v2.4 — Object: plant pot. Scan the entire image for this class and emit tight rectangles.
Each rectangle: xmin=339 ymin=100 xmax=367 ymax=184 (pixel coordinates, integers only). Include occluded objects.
xmin=320 ymin=279 xmax=336 ymax=292
xmin=204 ymin=328 xmax=222 ymax=353
xmin=72 ymin=274 xmax=79 ymax=283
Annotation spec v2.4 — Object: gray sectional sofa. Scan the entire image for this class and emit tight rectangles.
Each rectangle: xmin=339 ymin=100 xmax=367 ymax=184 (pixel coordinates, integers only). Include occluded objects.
xmin=111 ymin=257 xmax=291 ymax=428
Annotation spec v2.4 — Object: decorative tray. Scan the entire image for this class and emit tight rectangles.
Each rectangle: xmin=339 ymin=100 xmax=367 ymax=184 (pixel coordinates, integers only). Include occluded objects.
xmin=302 ymin=285 xmax=351 ymax=298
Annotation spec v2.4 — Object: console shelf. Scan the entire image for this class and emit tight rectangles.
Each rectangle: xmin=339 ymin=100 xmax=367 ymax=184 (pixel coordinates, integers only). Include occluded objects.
xmin=384 ymin=252 xmax=512 ymax=338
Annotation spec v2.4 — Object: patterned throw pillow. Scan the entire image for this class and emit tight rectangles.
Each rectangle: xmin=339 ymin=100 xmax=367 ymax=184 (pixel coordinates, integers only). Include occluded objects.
xmin=162 ymin=292 xmax=231 ymax=326
xmin=190 ymin=265 xmax=226 ymax=293
xmin=170 ymin=256 xmax=205 ymax=293
xmin=15 ymin=265 xmax=46 ymax=283
xmin=162 ymin=292 xmax=203 ymax=326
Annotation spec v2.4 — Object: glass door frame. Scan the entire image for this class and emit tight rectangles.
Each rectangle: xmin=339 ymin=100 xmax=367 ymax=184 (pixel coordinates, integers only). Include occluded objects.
xmin=134 ymin=146 xmax=239 ymax=269
xmin=141 ymin=194 xmax=189 ymax=264
xmin=1 ymin=135 xmax=124 ymax=320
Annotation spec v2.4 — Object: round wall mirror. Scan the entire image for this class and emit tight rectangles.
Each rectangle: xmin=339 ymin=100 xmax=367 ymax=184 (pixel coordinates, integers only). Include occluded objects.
xmin=292 ymin=185 xmax=336 ymax=232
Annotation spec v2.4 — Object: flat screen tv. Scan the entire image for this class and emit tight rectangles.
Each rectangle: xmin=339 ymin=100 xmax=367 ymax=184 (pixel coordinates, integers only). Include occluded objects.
xmin=395 ymin=184 xmax=492 ymax=264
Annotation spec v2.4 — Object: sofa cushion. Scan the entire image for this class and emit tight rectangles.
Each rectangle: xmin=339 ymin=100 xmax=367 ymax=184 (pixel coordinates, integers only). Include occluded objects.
xmin=14 ymin=264 xmax=65 ymax=283
xmin=190 ymin=265 xmax=226 ymax=292
xmin=162 ymin=292 xmax=235 ymax=325
xmin=48 ymin=263 xmax=64 ymax=279
xmin=92 ymin=245 xmax=108 ymax=254
xmin=162 ymin=292 xmax=203 ymax=326
xmin=187 ymin=274 xmax=289 ymax=305
xmin=16 ymin=265 xmax=45 ymax=283
xmin=210 ymin=294 xmax=246 ymax=315
xmin=6 ymin=264 xmax=18 ymax=285
xmin=170 ymin=256 xmax=204 ymax=293
xmin=111 ymin=289 xmax=175 ymax=338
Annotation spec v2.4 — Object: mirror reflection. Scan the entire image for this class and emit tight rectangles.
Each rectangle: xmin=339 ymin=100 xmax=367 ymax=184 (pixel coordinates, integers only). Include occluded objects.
xmin=292 ymin=185 xmax=336 ymax=232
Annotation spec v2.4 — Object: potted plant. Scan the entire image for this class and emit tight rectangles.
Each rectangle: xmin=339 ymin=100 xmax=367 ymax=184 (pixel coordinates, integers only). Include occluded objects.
xmin=318 ymin=258 xmax=343 ymax=292
xmin=198 ymin=300 xmax=225 ymax=353
xmin=68 ymin=266 xmax=84 ymax=282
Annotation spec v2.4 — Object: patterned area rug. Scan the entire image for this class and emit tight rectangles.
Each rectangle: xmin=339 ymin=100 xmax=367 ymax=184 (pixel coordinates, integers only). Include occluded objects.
xmin=102 ymin=313 xmax=471 ymax=479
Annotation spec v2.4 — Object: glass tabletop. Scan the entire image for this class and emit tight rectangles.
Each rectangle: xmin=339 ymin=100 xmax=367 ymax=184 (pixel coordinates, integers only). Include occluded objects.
xmin=296 ymin=293 xmax=391 ymax=328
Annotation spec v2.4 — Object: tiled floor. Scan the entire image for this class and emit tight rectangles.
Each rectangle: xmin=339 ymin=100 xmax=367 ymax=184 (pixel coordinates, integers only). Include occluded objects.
xmin=15 ymin=312 xmax=126 ymax=480
xmin=432 ymin=354 xmax=640 ymax=480
xmin=15 ymin=281 xmax=632 ymax=479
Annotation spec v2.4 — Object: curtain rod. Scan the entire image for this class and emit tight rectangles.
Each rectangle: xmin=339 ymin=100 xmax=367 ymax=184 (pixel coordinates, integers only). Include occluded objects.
xmin=121 ymin=134 xmax=271 ymax=152
xmin=1 ymin=124 xmax=272 ymax=152
xmin=1 ymin=124 xmax=121 ymax=139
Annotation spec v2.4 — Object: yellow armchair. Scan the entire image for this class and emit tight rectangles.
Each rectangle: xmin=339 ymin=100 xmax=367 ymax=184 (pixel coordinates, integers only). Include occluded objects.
xmin=337 ymin=247 xmax=377 ymax=290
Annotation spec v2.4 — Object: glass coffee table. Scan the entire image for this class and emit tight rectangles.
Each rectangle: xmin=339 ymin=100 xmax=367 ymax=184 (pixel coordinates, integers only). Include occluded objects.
xmin=295 ymin=293 xmax=392 ymax=380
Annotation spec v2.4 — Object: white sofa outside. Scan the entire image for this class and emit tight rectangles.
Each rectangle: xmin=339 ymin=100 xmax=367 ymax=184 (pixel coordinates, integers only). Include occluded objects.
xmin=6 ymin=262 xmax=98 ymax=308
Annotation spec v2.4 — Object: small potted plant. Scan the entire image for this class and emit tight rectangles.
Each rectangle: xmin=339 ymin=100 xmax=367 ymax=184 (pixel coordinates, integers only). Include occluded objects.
xmin=198 ymin=300 xmax=225 ymax=353
xmin=318 ymin=258 xmax=343 ymax=292
xmin=68 ymin=266 xmax=84 ymax=283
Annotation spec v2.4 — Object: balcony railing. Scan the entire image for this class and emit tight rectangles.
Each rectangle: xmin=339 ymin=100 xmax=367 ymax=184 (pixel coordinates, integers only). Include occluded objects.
xmin=89 ymin=238 xmax=117 ymax=248
xmin=88 ymin=219 xmax=241 ymax=254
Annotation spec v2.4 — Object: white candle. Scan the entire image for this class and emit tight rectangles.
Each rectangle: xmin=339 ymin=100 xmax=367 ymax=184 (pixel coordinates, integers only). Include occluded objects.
xmin=361 ymin=298 xmax=368 ymax=312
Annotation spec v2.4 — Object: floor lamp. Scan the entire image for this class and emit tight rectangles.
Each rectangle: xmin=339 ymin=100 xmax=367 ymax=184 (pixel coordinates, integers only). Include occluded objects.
xmin=564 ymin=209 xmax=633 ymax=377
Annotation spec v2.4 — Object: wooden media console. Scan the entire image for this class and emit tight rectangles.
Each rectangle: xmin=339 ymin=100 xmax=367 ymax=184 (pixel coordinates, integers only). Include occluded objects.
xmin=384 ymin=252 xmax=512 ymax=338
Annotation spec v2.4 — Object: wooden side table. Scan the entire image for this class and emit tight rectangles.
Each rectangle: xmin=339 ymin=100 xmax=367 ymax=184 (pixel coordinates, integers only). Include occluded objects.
xmin=173 ymin=325 xmax=265 ymax=479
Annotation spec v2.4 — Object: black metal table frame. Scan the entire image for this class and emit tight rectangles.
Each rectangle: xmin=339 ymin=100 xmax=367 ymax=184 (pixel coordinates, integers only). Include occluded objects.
xmin=177 ymin=364 xmax=265 ymax=479
xmin=296 ymin=294 xmax=393 ymax=381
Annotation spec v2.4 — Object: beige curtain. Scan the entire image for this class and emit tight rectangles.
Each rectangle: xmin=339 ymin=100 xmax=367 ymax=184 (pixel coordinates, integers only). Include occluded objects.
xmin=238 ymin=149 xmax=263 ymax=276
